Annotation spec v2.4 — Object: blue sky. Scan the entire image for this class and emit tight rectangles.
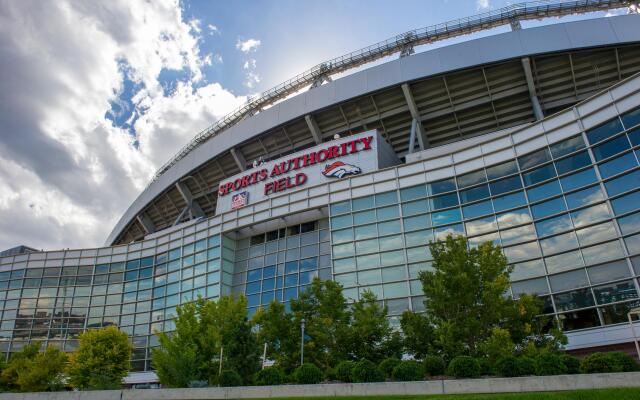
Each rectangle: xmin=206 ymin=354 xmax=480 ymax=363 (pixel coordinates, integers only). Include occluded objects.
xmin=0 ymin=0 xmax=629 ymax=251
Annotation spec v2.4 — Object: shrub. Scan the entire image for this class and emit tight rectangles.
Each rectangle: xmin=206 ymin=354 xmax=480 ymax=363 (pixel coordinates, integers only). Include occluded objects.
xmin=423 ymin=355 xmax=446 ymax=376
xmin=447 ymin=356 xmax=480 ymax=379
xmin=392 ymin=361 xmax=424 ymax=381
xmin=534 ymin=353 xmax=567 ymax=376
xmin=351 ymin=360 xmax=384 ymax=383
xmin=255 ymin=367 xmax=285 ymax=386
xmin=476 ymin=358 xmax=493 ymax=376
xmin=494 ymin=356 xmax=520 ymax=377
xmin=560 ymin=354 xmax=581 ymax=374
xmin=335 ymin=361 xmax=355 ymax=382
xmin=516 ymin=356 xmax=536 ymax=376
xmin=293 ymin=363 xmax=323 ymax=384
xmin=378 ymin=357 xmax=401 ymax=379
xmin=607 ymin=352 xmax=639 ymax=372
xmin=218 ymin=370 xmax=242 ymax=387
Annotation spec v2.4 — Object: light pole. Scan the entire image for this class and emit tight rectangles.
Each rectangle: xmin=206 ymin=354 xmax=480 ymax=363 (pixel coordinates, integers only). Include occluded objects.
xmin=300 ymin=318 xmax=305 ymax=366
xmin=627 ymin=307 xmax=640 ymax=361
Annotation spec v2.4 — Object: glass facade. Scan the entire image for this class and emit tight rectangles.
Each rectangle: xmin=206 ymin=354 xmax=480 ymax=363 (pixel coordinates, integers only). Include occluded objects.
xmin=330 ymin=106 xmax=640 ymax=331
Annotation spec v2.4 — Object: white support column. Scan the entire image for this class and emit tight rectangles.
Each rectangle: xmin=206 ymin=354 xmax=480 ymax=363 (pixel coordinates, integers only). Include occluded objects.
xmin=401 ymin=83 xmax=429 ymax=151
xmin=521 ymin=57 xmax=544 ymax=121
xmin=230 ymin=147 xmax=247 ymax=172
xmin=136 ymin=213 xmax=155 ymax=235
xmin=304 ymin=114 xmax=323 ymax=145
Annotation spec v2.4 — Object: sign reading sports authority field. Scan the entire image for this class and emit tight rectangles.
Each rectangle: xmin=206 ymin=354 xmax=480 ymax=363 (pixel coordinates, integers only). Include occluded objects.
xmin=215 ymin=130 xmax=399 ymax=213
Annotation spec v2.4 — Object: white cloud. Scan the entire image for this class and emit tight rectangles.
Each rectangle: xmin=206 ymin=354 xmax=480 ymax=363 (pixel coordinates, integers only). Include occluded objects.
xmin=476 ymin=0 xmax=490 ymax=10
xmin=236 ymin=38 xmax=261 ymax=53
xmin=0 ymin=0 xmax=244 ymax=250
xmin=241 ymin=58 xmax=260 ymax=88
xmin=243 ymin=59 xmax=256 ymax=70
xmin=207 ymin=24 xmax=219 ymax=35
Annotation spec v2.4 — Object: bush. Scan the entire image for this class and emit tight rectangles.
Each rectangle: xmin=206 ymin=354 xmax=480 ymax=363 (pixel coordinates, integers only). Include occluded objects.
xmin=218 ymin=370 xmax=242 ymax=387
xmin=494 ymin=356 xmax=519 ymax=377
xmin=447 ymin=356 xmax=481 ymax=379
xmin=477 ymin=358 xmax=493 ymax=376
xmin=560 ymin=354 xmax=581 ymax=374
xmin=335 ymin=361 xmax=355 ymax=382
xmin=392 ymin=360 xmax=424 ymax=381
xmin=607 ymin=352 xmax=639 ymax=372
xmin=351 ymin=360 xmax=384 ymax=383
xmin=516 ymin=356 xmax=536 ymax=376
xmin=293 ymin=363 xmax=323 ymax=384
xmin=423 ymin=355 xmax=446 ymax=376
xmin=255 ymin=367 xmax=285 ymax=386
xmin=534 ymin=353 xmax=567 ymax=376
xmin=378 ymin=357 xmax=401 ymax=379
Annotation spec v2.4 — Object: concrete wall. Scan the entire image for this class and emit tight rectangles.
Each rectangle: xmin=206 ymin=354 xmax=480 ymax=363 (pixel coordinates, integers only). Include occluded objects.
xmin=2 ymin=372 xmax=640 ymax=400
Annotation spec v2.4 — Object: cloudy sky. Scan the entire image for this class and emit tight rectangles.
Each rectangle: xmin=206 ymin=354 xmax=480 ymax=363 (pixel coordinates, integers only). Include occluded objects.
xmin=0 ymin=0 xmax=626 ymax=252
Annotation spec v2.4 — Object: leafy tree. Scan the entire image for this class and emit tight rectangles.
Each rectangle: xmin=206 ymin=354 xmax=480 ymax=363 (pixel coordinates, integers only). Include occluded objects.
xmin=152 ymin=295 xmax=260 ymax=387
xmin=253 ymin=300 xmax=298 ymax=372
xmin=480 ymin=327 xmax=514 ymax=364
xmin=348 ymin=290 xmax=401 ymax=363
xmin=67 ymin=326 xmax=132 ymax=390
xmin=400 ymin=310 xmax=434 ymax=358
xmin=1 ymin=342 xmax=67 ymax=392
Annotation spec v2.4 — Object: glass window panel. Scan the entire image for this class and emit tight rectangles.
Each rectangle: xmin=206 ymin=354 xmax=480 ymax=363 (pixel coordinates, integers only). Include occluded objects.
xmin=354 ymin=224 xmax=377 ymax=240
xmin=618 ymin=211 xmax=640 ymax=235
xmin=624 ymin=234 xmax=640 ymax=255
xmin=331 ymin=214 xmax=352 ymax=230
xmin=611 ymin=189 xmax=640 ymax=216
xmin=587 ymin=260 xmax=630 ymax=284
xmin=431 ymin=208 xmax=461 ymax=226
xmin=459 ymin=184 xmax=490 ymax=204
xmin=519 ymin=148 xmax=551 ymax=170
xmin=630 ymin=127 xmax=640 ymax=146
xmin=531 ymin=197 xmax=566 ymax=220
xmin=601 ymin=300 xmax=640 ymax=325
xmin=403 ymin=214 xmax=431 ymax=232
xmin=527 ymin=180 xmax=561 ymax=202
xmin=375 ymin=191 xmax=397 ymax=207
xmin=402 ymin=199 xmax=429 ymax=216
xmin=586 ymin=118 xmax=624 ymax=144
xmin=554 ymin=288 xmax=595 ymax=311
xmin=429 ymin=178 xmax=456 ymax=195
xmin=581 ymin=241 xmax=625 ymax=266
xmin=300 ymin=257 xmax=318 ymax=271
xmin=554 ymin=151 xmax=591 ymax=175
xmin=381 ymin=250 xmax=405 ymax=266
xmin=377 ymin=205 xmax=400 ymax=220
xmin=379 ymin=234 xmax=404 ymax=251
xmin=560 ymin=167 xmax=598 ymax=192
xmin=510 ymin=259 xmax=546 ymax=281
xmin=559 ymin=308 xmax=601 ymax=331
xmin=353 ymin=210 xmax=376 ymax=225
xmin=332 ymin=228 xmax=353 ymax=244
xmin=352 ymin=196 xmax=375 ymax=211
xmin=462 ymin=199 xmax=493 ymax=219
xmin=457 ymin=170 xmax=486 ymax=189
xmin=332 ymin=243 xmax=354 ymax=258
xmin=434 ymin=223 xmax=463 ymax=241
xmin=400 ymin=185 xmax=427 ymax=201
xmin=503 ymin=242 xmax=540 ymax=263
xmin=382 ymin=266 xmax=406 ymax=282
xmin=621 ymin=107 xmax=640 ymax=129
xmin=540 ymin=232 xmax=579 ymax=256
xmin=496 ymin=207 xmax=532 ymax=229
xmin=486 ymin=160 xmax=518 ymax=180
xmin=550 ymin=136 xmax=585 ymax=158
xmin=468 ymin=231 xmax=500 ymax=247
xmin=331 ymin=201 xmax=351 ymax=215
xmin=593 ymin=280 xmax=638 ymax=304
xmin=565 ymin=185 xmax=604 ymax=210
xmin=333 ymin=258 xmax=355 ymax=273
xmin=575 ymin=221 xmax=617 ymax=246
xmin=335 ymin=272 xmax=357 ymax=287
xmin=465 ymin=216 xmax=497 ymax=237
xmin=406 ymin=247 xmax=430 ymax=263
xmin=404 ymin=229 xmax=433 ymax=247
xmin=536 ymin=214 xmax=572 ymax=237
xmin=512 ymin=277 xmax=549 ymax=297
xmin=245 ymin=281 xmax=261 ymax=295
xmin=489 ymin=175 xmax=522 ymax=196
xmin=358 ymin=269 xmax=381 ymax=285
xmin=430 ymin=193 xmax=458 ymax=210
xmin=593 ymin=135 xmax=631 ymax=161
xmin=493 ymin=191 xmax=527 ymax=212
xmin=598 ymin=152 xmax=637 ymax=178
xmin=356 ymin=238 xmax=378 ymax=255
xmin=523 ymin=164 xmax=556 ymax=186
xmin=605 ymin=169 xmax=640 ymax=197
xmin=357 ymin=254 xmax=380 ymax=270
xmin=550 ymin=268 xmax=589 ymax=292
xmin=571 ymin=203 xmax=610 ymax=228
xmin=500 ymin=224 xmax=536 ymax=246
xmin=378 ymin=220 xmax=402 ymax=236
xmin=383 ymin=282 xmax=408 ymax=298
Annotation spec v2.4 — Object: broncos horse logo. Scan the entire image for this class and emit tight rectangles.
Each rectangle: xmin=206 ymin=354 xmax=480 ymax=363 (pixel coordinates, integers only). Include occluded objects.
xmin=322 ymin=161 xmax=362 ymax=178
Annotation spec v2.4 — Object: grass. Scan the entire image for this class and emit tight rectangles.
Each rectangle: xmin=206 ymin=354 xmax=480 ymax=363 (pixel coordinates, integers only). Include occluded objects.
xmin=262 ymin=388 xmax=640 ymax=400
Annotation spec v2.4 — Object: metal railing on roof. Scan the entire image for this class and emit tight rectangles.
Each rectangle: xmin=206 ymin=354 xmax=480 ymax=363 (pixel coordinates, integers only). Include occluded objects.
xmin=148 ymin=0 xmax=636 ymax=185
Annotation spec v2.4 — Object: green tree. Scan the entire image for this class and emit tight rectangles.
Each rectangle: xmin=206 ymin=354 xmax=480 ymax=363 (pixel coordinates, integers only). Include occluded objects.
xmin=349 ymin=290 xmax=401 ymax=363
xmin=1 ymin=342 xmax=67 ymax=392
xmin=419 ymin=235 xmax=554 ymax=359
xmin=399 ymin=310 xmax=435 ymax=358
xmin=253 ymin=300 xmax=299 ymax=372
xmin=67 ymin=326 xmax=132 ymax=390
xmin=152 ymin=295 xmax=260 ymax=387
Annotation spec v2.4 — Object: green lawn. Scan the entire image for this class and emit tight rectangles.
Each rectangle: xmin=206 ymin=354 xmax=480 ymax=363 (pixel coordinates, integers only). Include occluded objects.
xmin=263 ymin=388 xmax=640 ymax=400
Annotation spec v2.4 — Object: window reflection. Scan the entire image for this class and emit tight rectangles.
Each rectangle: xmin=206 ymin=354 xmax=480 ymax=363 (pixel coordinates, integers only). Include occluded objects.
xmin=545 ymin=250 xmax=584 ymax=274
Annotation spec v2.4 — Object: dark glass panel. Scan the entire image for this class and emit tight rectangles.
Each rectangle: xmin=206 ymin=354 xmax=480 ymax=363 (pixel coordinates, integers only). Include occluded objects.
xmin=621 ymin=107 xmax=640 ymax=129
xmin=527 ymin=180 xmax=561 ymax=202
xmin=553 ymin=288 xmax=595 ymax=311
xmin=518 ymin=148 xmax=551 ymax=170
xmin=550 ymin=136 xmax=585 ymax=158
xmin=592 ymin=135 xmax=631 ymax=161
xmin=459 ymin=184 xmax=490 ymax=204
xmin=605 ymin=169 xmax=640 ymax=197
xmin=554 ymin=151 xmax=591 ymax=175
xmin=400 ymin=185 xmax=427 ymax=202
xmin=457 ymin=170 xmax=486 ymax=189
xmin=429 ymin=178 xmax=456 ymax=195
xmin=489 ymin=175 xmax=522 ymax=195
xmin=559 ymin=308 xmax=601 ymax=331
xmin=586 ymin=118 xmax=624 ymax=144
xmin=598 ymin=152 xmax=637 ymax=179
xmin=523 ymin=164 xmax=556 ymax=186
xmin=592 ymin=280 xmax=638 ymax=304
xmin=430 ymin=193 xmax=458 ymax=210
xmin=559 ymin=168 xmax=598 ymax=191
xmin=486 ymin=160 xmax=518 ymax=180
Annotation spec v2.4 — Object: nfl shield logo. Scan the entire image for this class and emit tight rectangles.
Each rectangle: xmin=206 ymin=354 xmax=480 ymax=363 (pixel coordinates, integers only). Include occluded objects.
xmin=231 ymin=192 xmax=249 ymax=210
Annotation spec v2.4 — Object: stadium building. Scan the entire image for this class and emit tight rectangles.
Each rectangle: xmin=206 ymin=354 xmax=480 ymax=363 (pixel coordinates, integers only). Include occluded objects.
xmin=2 ymin=0 xmax=640 ymax=383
